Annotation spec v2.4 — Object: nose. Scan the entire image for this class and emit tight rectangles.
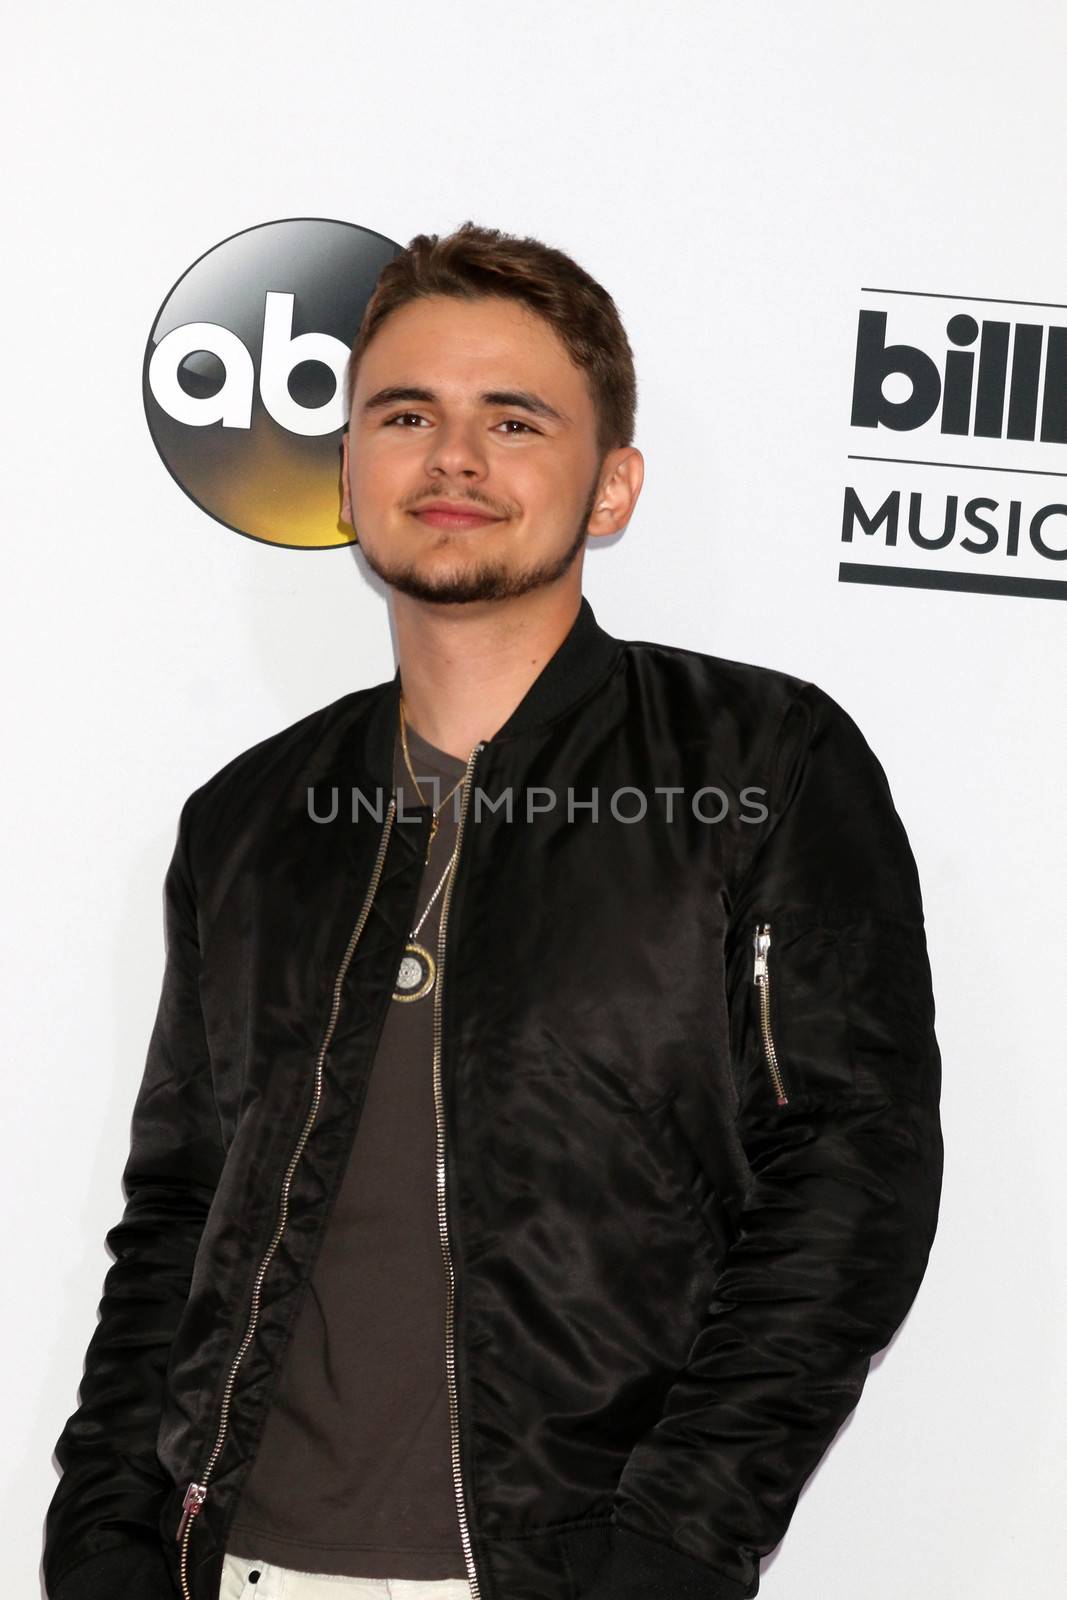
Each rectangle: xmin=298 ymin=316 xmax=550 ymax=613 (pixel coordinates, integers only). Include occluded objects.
xmin=423 ymin=415 xmax=489 ymax=482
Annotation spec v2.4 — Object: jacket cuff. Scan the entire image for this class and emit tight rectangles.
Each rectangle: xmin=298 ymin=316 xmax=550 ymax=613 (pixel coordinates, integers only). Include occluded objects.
xmin=49 ymin=1540 xmax=178 ymax=1600
xmin=579 ymin=1524 xmax=753 ymax=1600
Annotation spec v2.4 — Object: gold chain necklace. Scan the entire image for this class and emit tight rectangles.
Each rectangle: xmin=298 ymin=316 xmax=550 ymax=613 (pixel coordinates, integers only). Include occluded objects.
xmin=399 ymin=695 xmax=469 ymax=864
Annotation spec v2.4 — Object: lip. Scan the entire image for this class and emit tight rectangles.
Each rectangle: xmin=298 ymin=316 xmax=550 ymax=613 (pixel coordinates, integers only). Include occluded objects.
xmin=410 ymin=501 xmax=505 ymax=529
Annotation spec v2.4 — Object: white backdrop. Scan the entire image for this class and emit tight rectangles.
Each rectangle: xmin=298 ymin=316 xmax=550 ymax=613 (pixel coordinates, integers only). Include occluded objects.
xmin=5 ymin=3 xmax=1065 ymax=1596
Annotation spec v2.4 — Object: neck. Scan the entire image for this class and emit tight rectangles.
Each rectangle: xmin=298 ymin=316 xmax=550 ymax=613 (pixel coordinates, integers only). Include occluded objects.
xmin=391 ymin=582 xmax=584 ymax=762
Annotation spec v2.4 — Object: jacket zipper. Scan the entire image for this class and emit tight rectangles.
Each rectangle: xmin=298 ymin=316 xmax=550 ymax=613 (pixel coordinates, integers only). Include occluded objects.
xmin=433 ymin=739 xmax=485 ymax=1600
xmin=752 ymin=922 xmax=789 ymax=1107
xmin=176 ymin=797 xmax=398 ymax=1600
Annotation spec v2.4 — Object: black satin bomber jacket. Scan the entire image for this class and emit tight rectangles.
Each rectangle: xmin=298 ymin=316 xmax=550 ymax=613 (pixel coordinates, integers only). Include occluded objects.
xmin=44 ymin=596 xmax=944 ymax=1600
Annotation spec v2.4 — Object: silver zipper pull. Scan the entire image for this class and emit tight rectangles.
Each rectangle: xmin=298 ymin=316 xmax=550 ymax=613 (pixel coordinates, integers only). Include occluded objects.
xmin=176 ymin=1481 xmax=207 ymax=1542
xmin=753 ymin=923 xmax=771 ymax=983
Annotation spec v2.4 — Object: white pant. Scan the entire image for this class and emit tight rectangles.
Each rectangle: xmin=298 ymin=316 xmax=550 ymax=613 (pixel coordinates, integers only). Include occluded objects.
xmin=219 ymin=1552 xmax=474 ymax=1599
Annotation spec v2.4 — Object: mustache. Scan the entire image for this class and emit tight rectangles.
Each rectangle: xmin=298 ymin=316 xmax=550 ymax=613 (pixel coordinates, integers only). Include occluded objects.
xmin=403 ymin=492 xmax=512 ymax=518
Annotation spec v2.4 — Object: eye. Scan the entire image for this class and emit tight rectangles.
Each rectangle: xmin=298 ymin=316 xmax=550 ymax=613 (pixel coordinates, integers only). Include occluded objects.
xmin=382 ymin=411 xmax=428 ymax=428
xmin=495 ymin=419 xmax=538 ymax=435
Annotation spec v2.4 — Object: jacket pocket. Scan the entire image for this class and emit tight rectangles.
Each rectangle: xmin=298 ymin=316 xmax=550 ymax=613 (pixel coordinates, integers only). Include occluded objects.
xmin=734 ymin=915 xmax=855 ymax=1111
xmin=752 ymin=922 xmax=789 ymax=1107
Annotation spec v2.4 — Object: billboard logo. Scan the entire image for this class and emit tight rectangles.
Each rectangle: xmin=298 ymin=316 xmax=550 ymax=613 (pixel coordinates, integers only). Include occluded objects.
xmin=850 ymin=308 xmax=1067 ymax=444
xmin=143 ymin=217 xmax=401 ymax=549
xmin=841 ymin=288 xmax=1067 ymax=603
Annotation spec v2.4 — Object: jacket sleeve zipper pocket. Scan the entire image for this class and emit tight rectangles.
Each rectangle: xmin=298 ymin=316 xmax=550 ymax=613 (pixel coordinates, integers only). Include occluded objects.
xmin=752 ymin=922 xmax=790 ymax=1107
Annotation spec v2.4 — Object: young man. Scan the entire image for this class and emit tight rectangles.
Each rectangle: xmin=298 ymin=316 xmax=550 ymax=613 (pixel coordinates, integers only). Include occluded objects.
xmin=44 ymin=223 xmax=944 ymax=1600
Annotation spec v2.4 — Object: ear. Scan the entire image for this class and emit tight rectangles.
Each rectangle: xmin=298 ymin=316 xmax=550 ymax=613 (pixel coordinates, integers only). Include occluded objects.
xmin=587 ymin=446 xmax=645 ymax=538
xmin=340 ymin=430 xmax=353 ymax=527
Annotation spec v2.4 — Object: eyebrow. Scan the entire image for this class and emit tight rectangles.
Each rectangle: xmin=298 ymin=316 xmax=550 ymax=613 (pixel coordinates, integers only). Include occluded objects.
xmin=359 ymin=385 xmax=569 ymax=424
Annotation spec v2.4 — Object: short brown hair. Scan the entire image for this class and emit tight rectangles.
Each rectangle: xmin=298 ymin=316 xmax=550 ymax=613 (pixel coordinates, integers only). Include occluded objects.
xmin=346 ymin=220 xmax=637 ymax=456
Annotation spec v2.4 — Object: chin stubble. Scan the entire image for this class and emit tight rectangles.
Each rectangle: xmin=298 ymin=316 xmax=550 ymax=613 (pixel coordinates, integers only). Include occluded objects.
xmin=357 ymin=481 xmax=600 ymax=605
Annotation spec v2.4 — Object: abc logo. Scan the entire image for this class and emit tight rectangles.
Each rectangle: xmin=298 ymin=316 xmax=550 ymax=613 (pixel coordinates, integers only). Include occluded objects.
xmin=143 ymin=218 xmax=401 ymax=549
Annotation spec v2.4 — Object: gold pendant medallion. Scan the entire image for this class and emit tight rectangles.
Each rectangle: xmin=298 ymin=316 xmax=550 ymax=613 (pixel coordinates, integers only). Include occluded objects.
xmin=393 ymin=939 xmax=436 ymax=1003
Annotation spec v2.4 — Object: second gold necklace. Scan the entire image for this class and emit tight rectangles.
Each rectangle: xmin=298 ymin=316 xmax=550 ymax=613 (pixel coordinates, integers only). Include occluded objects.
xmin=392 ymin=843 xmax=458 ymax=1003
xmin=393 ymin=696 xmax=471 ymax=1002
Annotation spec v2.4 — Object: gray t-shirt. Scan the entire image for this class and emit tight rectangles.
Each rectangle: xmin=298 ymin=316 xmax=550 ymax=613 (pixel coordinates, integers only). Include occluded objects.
xmin=228 ymin=721 xmax=470 ymax=1578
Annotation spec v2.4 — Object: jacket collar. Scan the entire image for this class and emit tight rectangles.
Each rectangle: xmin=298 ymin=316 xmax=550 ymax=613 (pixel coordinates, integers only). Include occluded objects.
xmin=359 ymin=593 xmax=622 ymax=788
